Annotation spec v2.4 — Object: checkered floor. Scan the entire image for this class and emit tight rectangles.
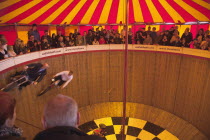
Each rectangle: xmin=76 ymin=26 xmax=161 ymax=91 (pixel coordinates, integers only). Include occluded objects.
xmin=79 ymin=117 xmax=179 ymax=140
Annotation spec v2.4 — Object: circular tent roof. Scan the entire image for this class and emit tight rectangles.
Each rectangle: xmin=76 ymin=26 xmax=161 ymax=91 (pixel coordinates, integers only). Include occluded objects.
xmin=0 ymin=0 xmax=209 ymax=25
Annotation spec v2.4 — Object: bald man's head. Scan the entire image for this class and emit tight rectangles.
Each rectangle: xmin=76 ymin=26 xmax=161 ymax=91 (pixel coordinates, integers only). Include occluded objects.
xmin=43 ymin=94 xmax=78 ymax=129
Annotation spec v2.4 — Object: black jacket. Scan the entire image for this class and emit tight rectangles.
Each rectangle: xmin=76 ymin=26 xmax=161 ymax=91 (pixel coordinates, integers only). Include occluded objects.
xmin=41 ymin=42 xmax=50 ymax=50
xmin=181 ymin=32 xmax=193 ymax=45
xmin=26 ymin=63 xmax=47 ymax=82
xmin=41 ymin=35 xmax=52 ymax=45
xmin=0 ymin=49 xmax=8 ymax=60
xmin=33 ymin=126 xmax=104 ymax=140
xmin=0 ymin=136 xmax=25 ymax=140
xmin=27 ymin=41 xmax=41 ymax=52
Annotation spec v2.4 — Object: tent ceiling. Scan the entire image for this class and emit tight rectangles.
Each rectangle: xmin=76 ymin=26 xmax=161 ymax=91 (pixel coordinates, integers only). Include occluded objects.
xmin=0 ymin=0 xmax=209 ymax=25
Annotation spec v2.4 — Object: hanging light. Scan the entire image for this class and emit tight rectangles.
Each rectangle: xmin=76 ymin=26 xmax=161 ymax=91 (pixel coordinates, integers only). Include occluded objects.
xmin=165 ymin=22 xmax=175 ymax=25
xmin=199 ymin=21 xmax=209 ymax=24
xmin=184 ymin=22 xmax=198 ymax=25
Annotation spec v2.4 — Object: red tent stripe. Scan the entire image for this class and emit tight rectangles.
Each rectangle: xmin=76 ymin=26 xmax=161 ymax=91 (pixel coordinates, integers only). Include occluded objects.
xmin=129 ymin=0 xmax=135 ymax=23
xmin=152 ymin=0 xmax=174 ymax=22
xmin=30 ymin=0 xmax=67 ymax=24
xmin=0 ymin=0 xmax=209 ymax=25
xmin=51 ymin=0 xmax=80 ymax=24
xmin=0 ymin=0 xmax=32 ymax=17
xmin=89 ymin=0 xmax=106 ymax=24
xmin=108 ymin=0 xmax=120 ymax=24
xmin=139 ymin=0 xmax=153 ymax=23
xmin=6 ymin=0 xmax=51 ymax=24
xmin=183 ymin=0 xmax=210 ymax=19
xmin=71 ymin=0 xmax=94 ymax=24
xmin=166 ymin=0 xmax=196 ymax=22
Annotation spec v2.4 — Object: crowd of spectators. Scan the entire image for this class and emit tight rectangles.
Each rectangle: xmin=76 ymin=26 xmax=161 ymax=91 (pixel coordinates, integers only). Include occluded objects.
xmin=0 ymin=24 xmax=210 ymax=60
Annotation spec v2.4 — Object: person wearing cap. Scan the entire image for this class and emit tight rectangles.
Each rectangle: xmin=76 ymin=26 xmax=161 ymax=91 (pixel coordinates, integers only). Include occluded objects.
xmin=34 ymin=94 xmax=103 ymax=140
xmin=0 ymin=92 xmax=25 ymax=140
xmin=28 ymin=24 xmax=40 ymax=41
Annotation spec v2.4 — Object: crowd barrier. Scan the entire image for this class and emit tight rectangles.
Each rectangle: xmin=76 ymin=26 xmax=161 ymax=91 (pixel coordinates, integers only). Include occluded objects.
xmin=1 ymin=44 xmax=210 ymax=72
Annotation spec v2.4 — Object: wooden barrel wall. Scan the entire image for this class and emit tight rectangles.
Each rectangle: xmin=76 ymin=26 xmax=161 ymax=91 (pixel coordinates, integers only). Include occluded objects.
xmin=0 ymin=50 xmax=209 ymax=139
xmin=79 ymin=102 xmax=208 ymax=140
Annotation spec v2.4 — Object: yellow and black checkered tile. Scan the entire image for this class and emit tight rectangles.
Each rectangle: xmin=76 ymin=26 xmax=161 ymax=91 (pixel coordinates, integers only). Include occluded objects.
xmin=79 ymin=117 xmax=179 ymax=140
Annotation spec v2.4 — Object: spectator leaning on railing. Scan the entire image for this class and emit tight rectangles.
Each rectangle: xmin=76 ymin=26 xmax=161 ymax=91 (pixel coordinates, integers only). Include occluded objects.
xmin=200 ymin=35 xmax=210 ymax=50
xmin=64 ymin=36 xmax=71 ymax=46
xmin=7 ymin=45 xmax=17 ymax=57
xmin=41 ymin=38 xmax=50 ymax=50
xmin=92 ymin=38 xmax=99 ymax=45
xmin=143 ymin=34 xmax=152 ymax=45
xmin=196 ymin=28 xmax=205 ymax=44
xmin=57 ymin=36 xmax=65 ymax=48
xmin=41 ymin=30 xmax=52 ymax=45
xmin=27 ymin=35 xmax=41 ymax=52
xmin=181 ymin=28 xmax=193 ymax=48
xmin=13 ymin=39 xmax=27 ymax=55
xmin=0 ymin=38 xmax=9 ymax=60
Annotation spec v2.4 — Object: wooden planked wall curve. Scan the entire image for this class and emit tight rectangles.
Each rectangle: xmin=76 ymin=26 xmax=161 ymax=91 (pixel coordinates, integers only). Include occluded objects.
xmin=0 ymin=51 xmax=209 ymax=139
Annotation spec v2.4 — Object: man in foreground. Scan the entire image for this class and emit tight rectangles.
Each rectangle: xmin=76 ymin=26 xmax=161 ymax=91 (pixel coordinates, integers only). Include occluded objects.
xmin=0 ymin=92 xmax=25 ymax=140
xmin=34 ymin=94 xmax=103 ymax=140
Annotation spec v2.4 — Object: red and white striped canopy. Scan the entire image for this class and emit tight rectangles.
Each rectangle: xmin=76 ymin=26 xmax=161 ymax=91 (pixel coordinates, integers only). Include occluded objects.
xmin=0 ymin=0 xmax=209 ymax=25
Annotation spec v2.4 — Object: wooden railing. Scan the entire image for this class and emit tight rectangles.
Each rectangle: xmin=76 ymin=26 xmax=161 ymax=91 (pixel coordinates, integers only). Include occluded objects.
xmin=1 ymin=44 xmax=210 ymax=73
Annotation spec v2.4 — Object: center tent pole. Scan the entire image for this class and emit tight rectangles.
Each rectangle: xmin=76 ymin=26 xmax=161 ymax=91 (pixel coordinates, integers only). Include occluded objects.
xmin=122 ymin=0 xmax=129 ymax=139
